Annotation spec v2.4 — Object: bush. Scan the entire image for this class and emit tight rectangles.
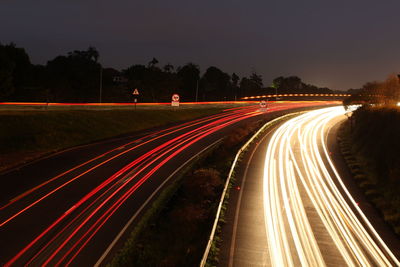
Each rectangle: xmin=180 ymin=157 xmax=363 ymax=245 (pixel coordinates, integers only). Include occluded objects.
xmin=359 ymin=180 xmax=375 ymax=190
xmin=365 ymin=189 xmax=380 ymax=199
xmin=340 ymin=106 xmax=400 ymax=237
xmin=353 ymin=174 xmax=367 ymax=180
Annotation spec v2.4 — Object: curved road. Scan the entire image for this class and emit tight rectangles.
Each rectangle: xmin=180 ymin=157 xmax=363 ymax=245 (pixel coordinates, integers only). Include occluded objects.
xmin=221 ymin=106 xmax=400 ymax=266
xmin=0 ymin=102 xmax=334 ymax=266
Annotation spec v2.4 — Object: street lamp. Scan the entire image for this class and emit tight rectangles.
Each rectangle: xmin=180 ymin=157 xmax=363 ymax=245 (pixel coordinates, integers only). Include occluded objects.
xmin=195 ymin=79 xmax=199 ymax=102
xmin=99 ymin=66 xmax=103 ymax=103
xmin=345 ymin=111 xmax=353 ymax=132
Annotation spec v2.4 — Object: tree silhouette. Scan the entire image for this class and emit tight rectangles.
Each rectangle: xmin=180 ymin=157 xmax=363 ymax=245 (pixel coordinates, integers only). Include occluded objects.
xmin=87 ymin=46 xmax=99 ymax=62
xmin=177 ymin=63 xmax=200 ymax=101
xmin=231 ymin=73 xmax=240 ymax=100
xmin=250 ymin=72 xmax=263 ymax=88
xmin=163 ymin=63 xmax=174 ymax=73
xmin=0 ymin=43 xmax=35 ymax=100
xmin=148 ymin=57 xmax=159 ymax=68
xmin=46 ymin=47 xmax=101 ymax=102
xmin=201 ymin=66 xmax=231 ymax=100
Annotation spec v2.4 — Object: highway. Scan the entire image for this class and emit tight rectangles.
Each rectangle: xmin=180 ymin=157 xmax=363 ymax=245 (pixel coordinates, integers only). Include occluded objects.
xmin=220 ymin=106 xmax=400 ymax=266
xmin=0 ymin=102 xmax=334 ymax=266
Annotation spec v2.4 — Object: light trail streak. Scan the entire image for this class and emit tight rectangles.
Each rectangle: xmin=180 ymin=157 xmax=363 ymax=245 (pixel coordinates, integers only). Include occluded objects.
xmin=263 ymin=106 xmax=399 ymax=266
xmin=5 ymin=108 xmax=263 ymax=266
xmin=0 ymin=101 xmax=326 ymax=225
xmin=42 ymin=111 xmax=261 ymax=266
xmin=0 ymin=105 xmax=260 ymax=226
xmin=1 ymin=101 xmax=335 ymax=265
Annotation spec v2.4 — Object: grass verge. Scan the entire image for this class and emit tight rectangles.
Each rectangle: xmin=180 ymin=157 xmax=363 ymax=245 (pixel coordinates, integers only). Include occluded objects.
xmin=108 ymin=118 xmax=266 ymax=266
xmin=0 ymin=108 xmax=222 ymax=172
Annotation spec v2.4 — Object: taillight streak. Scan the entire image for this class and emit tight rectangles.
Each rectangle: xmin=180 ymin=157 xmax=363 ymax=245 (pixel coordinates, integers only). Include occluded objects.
xmin=55 ymin=112 xmax=261 ymax=266
xmin=24 ymin=110 xmax=257 ymax=265
xmin=0 ymin=107 xmax=260 ymax=226
xmin=1 ymin=106 xmax=255 ymax=210
xmin=40 ymin=111 xmax=261 ymax=266
xmin=3 ymin=102 xmax=336 ymax=266
xmin=6 ymin=110 xmax=260 ymax=266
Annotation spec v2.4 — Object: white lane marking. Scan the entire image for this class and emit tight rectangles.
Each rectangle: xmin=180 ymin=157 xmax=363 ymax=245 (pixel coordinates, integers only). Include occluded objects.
xmin=228 ymin=135 xmax=269 ymax=267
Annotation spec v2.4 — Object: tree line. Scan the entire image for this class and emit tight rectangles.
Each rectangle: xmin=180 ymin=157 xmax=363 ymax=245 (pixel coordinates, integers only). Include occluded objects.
xmin=344 ymin=74 xmax=400 ymax=107
xmin=0 ymin=43 xmax=335 ymax=103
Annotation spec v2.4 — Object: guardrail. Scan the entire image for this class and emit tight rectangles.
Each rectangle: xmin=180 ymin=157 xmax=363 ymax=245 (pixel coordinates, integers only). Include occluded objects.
xmin=242 ymin=93 xmax=351 ymax=100
xmin=0 ymin=101 xmax=259 ymax=106
xmin=199 ymin=112 xmax=303 ymax=266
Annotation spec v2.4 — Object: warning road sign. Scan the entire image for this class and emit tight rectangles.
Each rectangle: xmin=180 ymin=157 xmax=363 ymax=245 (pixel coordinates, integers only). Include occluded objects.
xmin=133 ymin=88 xmax=139 ymax=95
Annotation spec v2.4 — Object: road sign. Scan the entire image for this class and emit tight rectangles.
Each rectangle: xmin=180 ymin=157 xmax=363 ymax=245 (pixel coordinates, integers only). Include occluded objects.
xmin=260 ymin=100 xmax=267 ymax=108
xmin=172 ymin=94 xmax=180 ymax=102
xmin=260 ymin=100 xmax=267 ymax=112
xmin=171 ymin=93 xmax=180 ymax=107
xmin=132 ymin=89 xmax=139 ymax=109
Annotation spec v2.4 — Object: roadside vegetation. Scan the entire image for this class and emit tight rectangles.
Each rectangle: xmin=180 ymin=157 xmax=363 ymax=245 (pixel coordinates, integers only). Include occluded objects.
xmin=341 ymin=72 xmax=400 ymax=235
xmin=0 ymin=108 xmax=222 ymax=172
xmin=339 ymin=106 xmax=400 ymax=235
xmin=1 ymin=43 xmax=340 ymax=103
xmin=109 ymin=119 xmax=264 ymax=266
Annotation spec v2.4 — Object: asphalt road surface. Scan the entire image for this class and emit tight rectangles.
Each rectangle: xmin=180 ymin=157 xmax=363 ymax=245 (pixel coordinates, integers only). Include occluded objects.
xmin=220 ymin=106 xmax=400 ymax=266
xmin=0 ymin=102 xmax=336 ymax=266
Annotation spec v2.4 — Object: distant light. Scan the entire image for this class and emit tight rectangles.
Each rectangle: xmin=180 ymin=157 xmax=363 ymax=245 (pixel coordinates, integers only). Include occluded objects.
xmin=347 ymin=105 xmax=361 ymax=112
xmin=397 ymin=102 xmax=400 ymax=106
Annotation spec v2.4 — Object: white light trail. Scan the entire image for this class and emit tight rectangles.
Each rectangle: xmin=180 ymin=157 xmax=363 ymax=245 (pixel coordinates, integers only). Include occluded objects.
xmin=263 ymin=106 xmax=399 ymax=266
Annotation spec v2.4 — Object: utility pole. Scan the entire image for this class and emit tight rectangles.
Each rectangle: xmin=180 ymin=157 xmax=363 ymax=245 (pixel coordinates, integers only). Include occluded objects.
xmin=195 ymin=79 xmax=199 ymax=102
xmin=99 ymin=66 xmax=103 ymax=103
xmin=234 ymin=87 xmax=237 ymax=101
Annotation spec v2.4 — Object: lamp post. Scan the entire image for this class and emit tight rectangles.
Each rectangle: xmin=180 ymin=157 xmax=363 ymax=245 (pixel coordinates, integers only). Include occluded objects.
xmin=195 ymin=79 xmax=199 ymax=102
xmin=99 ymin=66 xmax=103 ymax=103
xmin=345 ymin=111 xmax=353 ymax=132
xmin=272 ymin=83 xmax=278 ymax=101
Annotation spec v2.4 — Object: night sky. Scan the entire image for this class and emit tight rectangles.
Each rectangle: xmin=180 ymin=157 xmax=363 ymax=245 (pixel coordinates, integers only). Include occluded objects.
xmin=1 ymin=0 xmax=400 ymax=90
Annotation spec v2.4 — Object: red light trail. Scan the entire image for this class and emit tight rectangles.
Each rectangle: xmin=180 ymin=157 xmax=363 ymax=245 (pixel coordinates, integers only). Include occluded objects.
xmin=0 ymin=101 xmax=337 ymax=266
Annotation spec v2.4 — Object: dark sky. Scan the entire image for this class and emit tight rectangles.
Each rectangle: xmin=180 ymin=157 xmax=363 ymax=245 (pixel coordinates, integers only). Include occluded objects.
xmin=1 ymin=0 xmax=400 ymax=90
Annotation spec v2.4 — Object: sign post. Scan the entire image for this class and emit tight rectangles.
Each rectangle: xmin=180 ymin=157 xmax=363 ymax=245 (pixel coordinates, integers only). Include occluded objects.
xmin=171 ymin=93 xmax=180 ymax=107
xmin=260 ymin=100 xmax=267 ymax=112
xmin=132 ymin=88 xmax=139 ymax=109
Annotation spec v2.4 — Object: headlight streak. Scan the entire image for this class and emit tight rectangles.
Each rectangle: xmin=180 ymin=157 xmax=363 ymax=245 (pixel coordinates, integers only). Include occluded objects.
xmin=263 ymin=107 xmax=399 ymax=266
xmin=319 ymin=114 xmax=400 ymax=266
xmin=299 ymin=110 xmax=365 ymax=265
